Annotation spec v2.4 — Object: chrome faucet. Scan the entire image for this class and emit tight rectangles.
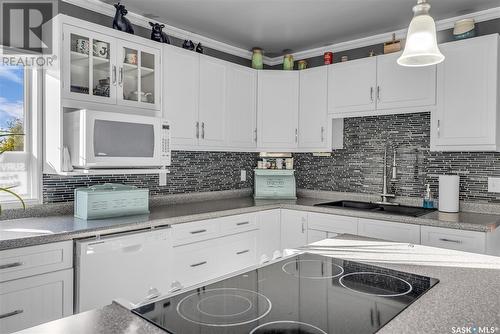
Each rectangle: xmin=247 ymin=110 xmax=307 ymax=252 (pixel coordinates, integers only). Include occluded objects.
xmin=376 ymin=147 xmax=397 ymax=205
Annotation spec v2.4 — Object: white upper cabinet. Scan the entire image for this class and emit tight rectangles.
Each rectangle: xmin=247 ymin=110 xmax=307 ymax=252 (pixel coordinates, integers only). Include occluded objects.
xmin=431 ymin=34 xmax=500 ymax=151
xmin=328 ymin=57 xmax=377 ymax=116
xmin=199 ymin=56 xmax=227 ymax=147
xmin=376 ymin=52 xmax=436 ymax=111
xmin=299 ymin=67 xmax=329 ymax=151
xmin=226 ymin=64 xmax=258 ymax=149
xmin=163 ymin=45 xmax=200 ymax=148
xmin=62 ymin=23 xmax=161 ymax=111
xmin=258 ymin=71 xmax=300 ymax=150
xmin=63 ymin=24 xmax=117 ymax=105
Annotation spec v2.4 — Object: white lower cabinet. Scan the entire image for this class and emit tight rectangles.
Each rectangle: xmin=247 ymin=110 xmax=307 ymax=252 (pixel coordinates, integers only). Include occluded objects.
xmin=280 ymin=210 xmax=308 ymax=250
xmin=0 ymin=269 xmax=73 ymax=334
xmin=420 ymin=226 xmax=486 ymax=254
xmin=257 ymin=210 xmax=282 ymax=263
xmin=357 ymin=218 xmax=420 ymax=244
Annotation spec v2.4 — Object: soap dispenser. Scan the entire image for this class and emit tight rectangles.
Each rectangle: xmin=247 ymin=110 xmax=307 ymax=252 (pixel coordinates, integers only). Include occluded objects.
xmin=423 ymin=184 xmax=434 ymax=208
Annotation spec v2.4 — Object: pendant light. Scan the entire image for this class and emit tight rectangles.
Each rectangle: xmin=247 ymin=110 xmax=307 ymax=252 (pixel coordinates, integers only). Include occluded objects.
xmin=397 ymin=0 xmax=444 ymax=67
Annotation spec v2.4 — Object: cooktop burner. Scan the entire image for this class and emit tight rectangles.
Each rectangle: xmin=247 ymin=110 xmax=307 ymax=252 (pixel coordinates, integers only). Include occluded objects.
xmin=282 ymin=258 xmax=344 ymax=279
xmin=132 ymin=253 xmax=439 ymax=334
xmin=176 ymin=288 xmax=271 ymax=327
xmin=339 ymin=272 xmax=413 ymax=297
xmin=250 ymin=321 xmax=327 ymax=334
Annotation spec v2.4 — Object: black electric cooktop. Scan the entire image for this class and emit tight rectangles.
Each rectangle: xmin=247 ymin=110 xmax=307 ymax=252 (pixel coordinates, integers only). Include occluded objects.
xmin=132 ymin=253 xmax=438 ymax=334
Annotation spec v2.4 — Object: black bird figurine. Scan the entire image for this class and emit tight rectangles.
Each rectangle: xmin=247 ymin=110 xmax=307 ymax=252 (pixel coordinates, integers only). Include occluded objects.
xmin=195 ymin=42 xmax=204 ymax=54
xmin=182 ymin=39 xmax=195 ymax=51
xmin=112 ymin=3 xmax=134 ymax=34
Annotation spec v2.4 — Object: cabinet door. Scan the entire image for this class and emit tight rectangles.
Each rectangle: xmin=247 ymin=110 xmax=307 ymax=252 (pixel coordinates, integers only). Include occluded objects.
xmin=0 ymin=269 xmax=73 ymax=334
xmin=257 ymin=71 xmax=299 ymax=149
xmin=358 ymin=218 xmax=420 ymax=244
xmin=307 ymin=229 xmax=328 ymax=244
xmin=199 ymin=56 xmax=227 ymax=147
xmin=280 ymin=209 xmax=308 ymax=250
xmin=63 ymin=24 xmax=117 ymax=104
xmin=226 ymin=64 xmax=257 ymax=148
xmin=257 ymin=210 xmax=281 ymax=263
xmin=376 ymin=52 xmax=436 ymax=111
xmin=163 ymin=46 xmax=200 ymax=147
xmin=299 ymin=67 xmax=329 ymax=150
xmin=117 ymin=40 xmax=161 ymax=111
xmin=307 ymin=212 xmax=358 ymax=235
xmin=328 ymin=57 xmax=377 ymax=115
xmin=431 ymin=34 xmax=499 ymax=151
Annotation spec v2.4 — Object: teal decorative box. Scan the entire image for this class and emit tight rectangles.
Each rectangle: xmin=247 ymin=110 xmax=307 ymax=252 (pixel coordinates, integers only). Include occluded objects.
xmin=74 ymin=183 xmax=149 ymax=220
xmin=254 ymin=169 xmax=297 ymax=200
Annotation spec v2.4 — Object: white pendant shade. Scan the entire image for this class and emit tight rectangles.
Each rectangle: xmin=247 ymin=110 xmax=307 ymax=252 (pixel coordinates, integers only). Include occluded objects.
xmin=398 ymin=1 xmax=444 ymax=67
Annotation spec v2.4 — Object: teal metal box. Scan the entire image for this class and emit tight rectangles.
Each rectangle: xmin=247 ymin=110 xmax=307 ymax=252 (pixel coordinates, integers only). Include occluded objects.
xmin=74 ymin=183 xmax=150 ymax=220
xmin=254 ymin=169 xmax=297 ymax=200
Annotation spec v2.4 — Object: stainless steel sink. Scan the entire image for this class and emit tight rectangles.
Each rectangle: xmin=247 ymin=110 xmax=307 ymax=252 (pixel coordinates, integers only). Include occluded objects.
xmin=314 ymin=200 xmax=436 ymax=217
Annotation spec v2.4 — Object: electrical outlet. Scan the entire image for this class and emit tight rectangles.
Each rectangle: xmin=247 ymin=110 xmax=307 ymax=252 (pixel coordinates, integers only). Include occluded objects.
xmin=488 ymin=177 xmax=500 ymax=193
xmin=240 ymin=170 xmax=247 ymax=182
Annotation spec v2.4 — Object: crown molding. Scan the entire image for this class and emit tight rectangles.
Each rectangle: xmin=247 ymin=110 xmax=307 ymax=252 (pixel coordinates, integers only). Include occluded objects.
xmin=267 ymin=6 xmax=500 ymax=65
xmin=62 ymin=0 xmax=500 ymax=66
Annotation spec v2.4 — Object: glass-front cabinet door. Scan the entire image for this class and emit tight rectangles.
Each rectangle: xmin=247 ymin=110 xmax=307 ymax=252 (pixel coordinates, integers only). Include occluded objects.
xmin=117 ymin=41 xmax=161 ymax=110
xmin=63 ymin=25 xmax=117 ymax=104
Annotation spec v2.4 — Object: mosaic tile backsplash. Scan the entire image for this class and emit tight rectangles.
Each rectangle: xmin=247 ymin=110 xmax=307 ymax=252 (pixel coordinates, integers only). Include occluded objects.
xmin=295 ymin=112 xmax=500 ymax=203
xmin=43 ymin=151 xmax=258 ymax=203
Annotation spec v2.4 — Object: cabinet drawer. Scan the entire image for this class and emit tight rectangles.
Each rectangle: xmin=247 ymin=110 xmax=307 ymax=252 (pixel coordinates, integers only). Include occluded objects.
xmin=0 ymin=269 xmax=73 ymax=334
xmin=221 ymin=231 xmax=257 ymax=273
xmin=421 ymin=226 xmax=486 ymax=254
xmin=0 ymin=241 xmax=73 ymax=283
xmin=172 ymin=239 xmax=220 ymax=288
xmin=219 ymin=213 xmax=257 ymax=235
xmin=171 ymin=219 xmax=220 ymax=246
xmin=358 ymin=219 xmax=420 ymax=244
xmin=307 ymin=213 xmax=358 ymax=234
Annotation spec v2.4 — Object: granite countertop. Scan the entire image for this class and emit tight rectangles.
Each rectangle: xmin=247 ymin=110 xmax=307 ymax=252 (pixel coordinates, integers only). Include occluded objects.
xmin=14 ymin=236 xmax=500 ymax=334
xmin=1 ymin=193 xmax=500 ymax=251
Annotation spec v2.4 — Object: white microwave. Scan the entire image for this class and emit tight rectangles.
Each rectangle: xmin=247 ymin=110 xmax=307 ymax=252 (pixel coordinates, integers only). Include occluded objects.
xmin=64 ymin=110 xmax=171 ymax=169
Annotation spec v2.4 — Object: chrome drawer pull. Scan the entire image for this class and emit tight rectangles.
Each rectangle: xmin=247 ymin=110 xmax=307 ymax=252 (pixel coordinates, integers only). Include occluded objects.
xmin=236 ymin=250 xmax=250 ymax=255
xmin=0 ymin=262 xmax=23 ymax=270
xmin=439 ymin=238 xmax=462 ymax=244
xmin=190 ymin=261 xmax=207 ymax=267
xmin=0 ymin=309 xmax=23 ymax=319
xmin=190 ymin=229 xmax=207 ymax=234
xmin=236 ymin=222 xmax=249 ymax=226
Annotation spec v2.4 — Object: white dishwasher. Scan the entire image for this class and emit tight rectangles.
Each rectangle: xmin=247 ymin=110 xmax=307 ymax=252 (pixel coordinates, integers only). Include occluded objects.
xmin=75 ymin=227 xmax=173 ymax=313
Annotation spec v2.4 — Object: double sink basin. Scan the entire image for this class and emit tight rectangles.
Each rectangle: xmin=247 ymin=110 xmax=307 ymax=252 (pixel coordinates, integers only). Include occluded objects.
xmin=314 ymin=200 xmax=436 ymax=217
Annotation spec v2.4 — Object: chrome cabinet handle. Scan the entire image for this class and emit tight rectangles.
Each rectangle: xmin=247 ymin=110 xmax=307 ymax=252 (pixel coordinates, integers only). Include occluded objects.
xmin=0 ymin=309 xmax=23 ymax=320
xmin=370 ymin=87 xmax=374 ymax=102
xmin=201 ymin=122 xmax=205 ymax=139
xmin=190 ymin=261 xmax=207 ymax=267
xmin=439 ymin=238 xmax=462 ymax=244
xmin=254 ymin=128 xmax=257 ymax=142
xmin=195 ymin=122 xmax=200 ymax=139
xmin=301 ymin=222 xmax=305 ymax=233
xmin=0 ymin=261 xmax=23 ymax=270
xmin=295 ymin=128 xmax=298 ymax=143
xmin=376 ymin=86 xmax=381 ymax=101
xmin=190 ymin=229 xmax=207 ymax=234
xmin=437 ymin=120 xmax=440 ymax=138
xmin=118 ymin=67 xmax=123 ymax=86
xmin=321 ymin=126 xmax=325 ymax=142
xmin=112 ymin=65 xmax=117 ymax=85
xmin=236 ymin=249 xmax=250 ymax=255
xmin=236 ymin=221 xmax=249 ymax=226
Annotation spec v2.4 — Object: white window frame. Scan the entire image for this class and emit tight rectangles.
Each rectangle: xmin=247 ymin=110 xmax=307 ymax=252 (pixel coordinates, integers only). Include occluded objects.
xmin=0 ymin=68 xmax=42 ymax=209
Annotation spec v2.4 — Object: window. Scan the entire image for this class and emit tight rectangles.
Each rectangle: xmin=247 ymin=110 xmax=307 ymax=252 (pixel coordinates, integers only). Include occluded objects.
xmin=0 ymin=64 xmax=41 ymax=207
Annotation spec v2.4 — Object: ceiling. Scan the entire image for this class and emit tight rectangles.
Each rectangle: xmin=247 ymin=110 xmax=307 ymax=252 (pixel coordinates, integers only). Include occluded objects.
xmin=107 ymin=0 xmax=500 ymax=56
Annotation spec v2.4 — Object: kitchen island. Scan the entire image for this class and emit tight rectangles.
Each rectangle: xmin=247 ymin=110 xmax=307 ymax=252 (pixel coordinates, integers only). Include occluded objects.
xmin=13 ymin=236 xmax=500 ymax=334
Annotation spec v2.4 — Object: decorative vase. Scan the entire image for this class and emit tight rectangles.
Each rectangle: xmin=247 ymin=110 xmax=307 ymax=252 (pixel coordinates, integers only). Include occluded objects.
xmin=283 ymin=54 xmax=294 ymax=70
xmin=251 ymin=48 xmax=263 ymax=70
xmin=297 ymin=60 xmax=307 ymax=70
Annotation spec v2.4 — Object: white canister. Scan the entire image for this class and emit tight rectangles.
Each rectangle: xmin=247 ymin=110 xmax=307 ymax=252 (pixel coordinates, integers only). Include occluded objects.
xmin=438 ymin=175 xmax=460 ymax=213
